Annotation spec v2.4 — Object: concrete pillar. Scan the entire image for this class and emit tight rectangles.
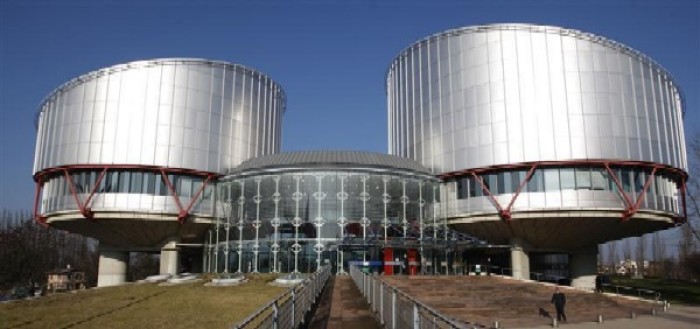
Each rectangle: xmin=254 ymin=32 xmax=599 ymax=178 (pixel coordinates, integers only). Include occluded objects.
xmin=97 ymin=250 xmax=129 ymax=287
xmin=160 ymin=237 xmax=180 ymax=275
xmin=570 ymin=245 xmax=598 ymax=290
xmin=510 ymin=238 xmax=530 ymax=280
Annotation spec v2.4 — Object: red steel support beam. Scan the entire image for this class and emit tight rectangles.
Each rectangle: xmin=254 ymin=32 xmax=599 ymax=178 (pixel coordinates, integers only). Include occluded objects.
xmin=180 ymin=174 xmax=215 ymax=224
xmin=503 ymin=164 xmax=539 ymax=219
xmin=159 ymin=169 xmax=186 ymax=221
xmin=470 ymin=172 xmax=505 ymax=216
xmin=469 ymin=164 xmax=538 ymax=221
xmin=627 ymin=167 xmax=658 ymax=221
xmin=82 ymin=167 xmax=108 ymax=213
xmin=439 ymin=160 xmax=688 ymax=223
xmin=63 ymin=169 xmax=94 ymax=219
xmin=33 ymin=165 xmax=218 ymax=225
xmin=33 ymin=176 xmax=47 ymax=226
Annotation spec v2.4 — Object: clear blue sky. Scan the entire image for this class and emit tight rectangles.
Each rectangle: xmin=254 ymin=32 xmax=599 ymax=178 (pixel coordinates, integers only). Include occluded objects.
xmin=1 ymin=0 xmax=698 ymax=215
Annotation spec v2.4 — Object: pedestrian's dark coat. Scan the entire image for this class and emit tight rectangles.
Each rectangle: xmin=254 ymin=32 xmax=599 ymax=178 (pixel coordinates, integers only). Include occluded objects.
xmin=551 ymin=291 xmax=566 ymax=307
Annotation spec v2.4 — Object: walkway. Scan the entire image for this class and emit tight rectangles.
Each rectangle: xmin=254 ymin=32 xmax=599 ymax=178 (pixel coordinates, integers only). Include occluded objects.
xmin=306 ymin=275 xmax=381 ymax=329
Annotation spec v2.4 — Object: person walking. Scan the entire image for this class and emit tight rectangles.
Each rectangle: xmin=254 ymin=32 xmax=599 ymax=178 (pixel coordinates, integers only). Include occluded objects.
xmin=551 ymin=287 xmax=567 ymax=322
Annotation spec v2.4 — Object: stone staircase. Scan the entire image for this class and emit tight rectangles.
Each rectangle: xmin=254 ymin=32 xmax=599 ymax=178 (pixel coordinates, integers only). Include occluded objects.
xmin=380 ymin=275 xmax=656 ymax=328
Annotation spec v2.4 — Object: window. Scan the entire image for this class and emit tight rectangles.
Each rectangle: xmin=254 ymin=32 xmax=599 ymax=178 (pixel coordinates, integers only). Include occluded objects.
xmin=511 ymin=170 xmax=526 ymax=193
xmin=575 ymin=168 xmax=591 ymax=189
xmin=457 ymin=177 xmax=469 ymax=199
xmin=468 ymin=176 xmax=482 ymax=197
xmin=485 ymin=173 xmax=498 ymax=194
xmin=543 ymin=169 xmax=560 ymax=192
xmin=179 ymin=176 xmax=192 ymax=197
xmin=560 ymin=168 xmax=575 ymax=190
xmin=118 ymin=172 xmax=130 ymax=193
xmin=144 ymin=172 xmax=156 ymax=194
xmin=527 ymin=170 xmax=543 ymax=192
xmin=497 ymin=172 xmax=506 ymax=194
xmin=620 ymin=169 xmax=631 ymax=192
xmin=591 ymin=169 xmax=607 ymax=190
xmin=130 ymin=172 xmax=143 ymax=193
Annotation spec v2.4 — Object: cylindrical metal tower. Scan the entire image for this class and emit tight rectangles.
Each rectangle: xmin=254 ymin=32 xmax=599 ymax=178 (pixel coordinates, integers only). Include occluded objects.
xmin=387 ymin=24 xmax=687 ymax=287
xmin=32 ymin=58 xmax=285 ymax=285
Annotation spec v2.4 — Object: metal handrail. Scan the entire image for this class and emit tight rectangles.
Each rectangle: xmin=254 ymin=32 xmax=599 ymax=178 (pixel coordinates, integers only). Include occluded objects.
xmin=232 ymin=265 xmax=331 ymax=329
xmin=600 ymin=283 xmax=663 ymax=302
xmin=350 ymin=265 xmax=486 ymax=329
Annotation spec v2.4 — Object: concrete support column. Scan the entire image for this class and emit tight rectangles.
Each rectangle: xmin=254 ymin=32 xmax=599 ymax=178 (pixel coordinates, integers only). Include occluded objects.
xmin=97 ymin=249 xmax=129 ymax=287
xmin=160 ymin=237 xmax=180 ymax=275
xmin=510 ymin=238 xmax=530 ymax=280
xmin=570 ymin=245 xmax=598 ymax=290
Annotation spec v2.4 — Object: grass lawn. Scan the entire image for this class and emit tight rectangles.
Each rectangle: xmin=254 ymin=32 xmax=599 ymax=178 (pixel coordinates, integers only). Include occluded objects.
xmin=0 ymin=274 xmax=285 ymax=329
xmin=609 ymin=275 xmax=700 ymax=306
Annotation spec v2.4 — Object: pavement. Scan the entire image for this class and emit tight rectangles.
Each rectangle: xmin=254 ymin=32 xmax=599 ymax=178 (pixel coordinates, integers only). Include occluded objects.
xmin=307 ymin=275 xmax=381 ymax=329
xmin=308 ymin=274 xmax=699 ymax=329
xmin=522 ymin=304 xmax=700 ymax=329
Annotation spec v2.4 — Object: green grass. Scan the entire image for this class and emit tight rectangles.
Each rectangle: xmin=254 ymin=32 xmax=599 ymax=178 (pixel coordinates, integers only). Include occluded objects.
xmin=0 ymin=274 xmax=285 ymax=329
xmin=608 ymin=275 xmax=700 ymax=306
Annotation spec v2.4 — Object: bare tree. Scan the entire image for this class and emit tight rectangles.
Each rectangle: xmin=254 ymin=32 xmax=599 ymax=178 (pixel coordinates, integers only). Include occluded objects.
xmin=650 ymin=231 xmax=666 ymax=277
xmin=0 ymin=210 xmax=98 ymax=292
xmin=636 ymin=235 xmax=647 ymax=277
xmin=607 ymin=241 xmax=619 ymax=271
xmin=625 ymin=239 xmax=633 ymax=260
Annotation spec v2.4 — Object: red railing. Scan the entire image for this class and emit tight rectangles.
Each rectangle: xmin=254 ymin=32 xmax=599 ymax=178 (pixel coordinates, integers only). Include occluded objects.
xmin=33 ymin=165 xmax=219 ymax=226
xmin=438 ymin=160 xmax=688 ymax=223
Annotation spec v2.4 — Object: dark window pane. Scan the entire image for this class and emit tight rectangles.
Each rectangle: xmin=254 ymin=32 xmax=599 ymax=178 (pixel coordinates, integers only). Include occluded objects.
xmin=527 ymin=170 xmax=543 ymax=192
xmin=496 ymin=172 xmax=506 ymax=195
xmin=620 ymin=169 xmax=631 ymax=192
xmin=130 ymin=172 xmax=143 ymax=193
xmin=144 ymin=172 xmax=156 ymax=194
xmin=72 ymin=172 xmax=81 ymax=193
xmin=457 ymin=177 xmax=468 ymax=199
xmin=510 ymin=170 xmax=524 ymax=193
xmin=118 ymin=171 xmax=130 ymax=193
xmin=111 ymin=171 xmax=120 ymax=192
xmin=469 ymin=176 xmax=481 ymax=197
xmin=89 ymin=172 xmax=97 ymax=192
xmin=485 ymin=173 xmax=498 ymax=194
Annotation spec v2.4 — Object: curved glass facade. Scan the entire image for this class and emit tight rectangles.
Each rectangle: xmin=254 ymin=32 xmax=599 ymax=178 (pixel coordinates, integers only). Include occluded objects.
xmin=207 ymin=165 xmax=438 ymax=274
xmin=445 ymin=165 xmax=680 ymax=217
xmin=40 ymin=169 xmax=214 ymax=216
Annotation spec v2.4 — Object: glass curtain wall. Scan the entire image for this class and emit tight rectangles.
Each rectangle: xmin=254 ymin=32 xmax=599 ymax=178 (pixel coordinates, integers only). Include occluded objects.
xmin=206 ymin=170 xmax=438 ymax=274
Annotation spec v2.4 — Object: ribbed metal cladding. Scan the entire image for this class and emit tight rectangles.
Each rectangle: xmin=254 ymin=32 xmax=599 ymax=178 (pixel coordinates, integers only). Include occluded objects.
xmin=34 ymin=58 xmax=286 ymax=175
xmin=386 ymin=24 xmax=687 ymax=175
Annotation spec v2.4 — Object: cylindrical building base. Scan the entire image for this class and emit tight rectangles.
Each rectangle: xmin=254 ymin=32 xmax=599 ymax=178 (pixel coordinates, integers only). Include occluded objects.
xmin=97 ymin=250 xmax=129 ymax=287
xmin=160 ymin=237 xmax=180 ymax=275
xmin=570 ymin=246 xmax=598 ymax=289
xmin=510 ymin=238 xmax=530 ymax=280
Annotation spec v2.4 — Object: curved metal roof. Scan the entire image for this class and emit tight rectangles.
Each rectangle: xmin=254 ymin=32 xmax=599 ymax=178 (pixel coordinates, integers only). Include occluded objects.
xmin=228 ymin=150 xmax=433 ymax=175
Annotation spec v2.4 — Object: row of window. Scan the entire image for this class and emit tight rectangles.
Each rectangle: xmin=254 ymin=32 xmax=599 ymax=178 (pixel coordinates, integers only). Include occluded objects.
xmin=42 ymin=170 xmax=213 ymax=200
xmin=456 ymin=167 xmax=679 ymax=199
